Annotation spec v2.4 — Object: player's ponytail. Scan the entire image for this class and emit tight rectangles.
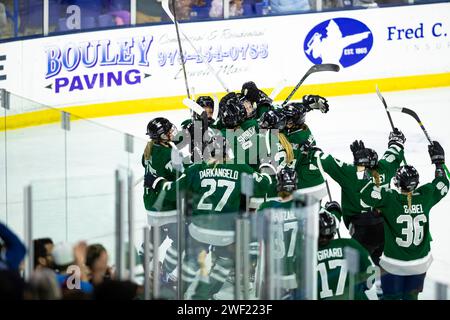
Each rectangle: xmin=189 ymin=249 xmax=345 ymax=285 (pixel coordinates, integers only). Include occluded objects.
xmin=144 ymin=141 xmax=154 ymax=161
xmin=371 ymin=169 xmax=381 ymax=187
xmin=278 ymin=132 xmax=294 ymax=165
xmin=407 ymin=192 xmax=413 ymax=210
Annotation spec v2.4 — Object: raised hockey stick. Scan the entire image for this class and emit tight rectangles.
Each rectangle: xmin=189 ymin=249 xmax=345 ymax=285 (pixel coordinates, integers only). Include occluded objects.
xmin=161 ymin=0 xmax=230 ymax=93
xmin=375 ymin=85 xmax=395 ymax=131
xmin=324 ymin=180 xmax=341 ymax=238
xmin=182 ymin=97 xmax=204 ymax=116
xmin=281 ymin=63 xmax=340 ymax=107
xmin=269 ymin=78 xmax=287 ymax=101
xmin=387 ymin=106 xmax=450 ymax=177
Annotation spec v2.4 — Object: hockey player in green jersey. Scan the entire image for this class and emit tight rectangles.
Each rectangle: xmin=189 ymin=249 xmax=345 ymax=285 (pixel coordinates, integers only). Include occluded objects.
xmin=360 ymin=141 xmax=448 ymax=300
xmin=257 ymin=167 xmax=303 ymax=298
xmin=180 ymin=96 xmax=215 ymax=130
xmin=282 ymin=99 xmax=329 ymax=192
xmin=142 ymin=117 xmax=181 ymax=285
xmin=219 ymin=92 xmax=265 ymax=174
xmin=314 ymin=209 xmax=375 ymax=300
xmin=144 ymin=134 xmax=277 ymax=298
xmin=309 ymin=129 xmax=407 ymax=265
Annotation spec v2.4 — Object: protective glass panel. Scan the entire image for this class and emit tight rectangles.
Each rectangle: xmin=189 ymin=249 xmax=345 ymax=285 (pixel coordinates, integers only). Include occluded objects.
xmin=4 ymin=93 xmax=65 ymax=239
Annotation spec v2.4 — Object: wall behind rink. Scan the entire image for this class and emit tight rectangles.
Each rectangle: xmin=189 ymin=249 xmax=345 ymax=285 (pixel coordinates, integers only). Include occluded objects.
xmin=1 ymin=3 xmax=450 ymax=129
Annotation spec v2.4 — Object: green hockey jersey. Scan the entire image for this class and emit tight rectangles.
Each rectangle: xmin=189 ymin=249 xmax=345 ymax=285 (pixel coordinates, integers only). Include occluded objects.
xmin=143 ymin=143 xmax=179 ymax=216
xmin=258 ymin=199 xmax=299 ymax=289
xmin=313 ymin=145 xmax=406 ymax=226
xmin=156 ymin=161 xmax=274 ymax=245
xmin=360 ymin=174 xmax=449 ymax=275
xmin=221 ymin=118 xmax=260 ymax=169
xmin=316 ymin=238 xmax=374 ymax=300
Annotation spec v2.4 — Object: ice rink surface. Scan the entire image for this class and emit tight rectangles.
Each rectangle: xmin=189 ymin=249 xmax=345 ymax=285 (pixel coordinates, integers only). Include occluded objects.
xmin=2 ymin=86 xmax=449 ymax=299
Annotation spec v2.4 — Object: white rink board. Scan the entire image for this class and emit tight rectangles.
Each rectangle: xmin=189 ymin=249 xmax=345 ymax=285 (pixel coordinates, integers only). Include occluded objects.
xmin=0 ymin=3 xmax=449 ymax=110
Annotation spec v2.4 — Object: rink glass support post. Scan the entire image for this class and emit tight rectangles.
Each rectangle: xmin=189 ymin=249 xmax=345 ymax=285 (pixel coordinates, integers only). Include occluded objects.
xmin=152 ymin=223 xmax=161 ymax=299
xmin=127 ymin=172 xmax=135 ymax=281
xmin=115 ymin=170 xmax=125 ymax=280
xmin=143 ymin=226 xmax=151 ymax=300
xmin=236 ymin=173 xmax=253 ymax=299
xmin=61 ymin=111 xmax=70 ymax=131
xmin=124 ymin=133 xmax=134 ymax=154
xmin=0 ymin=89 xmax=10 ymax=110
xmin=435 ymin=282 xmax=448 ymax=300
xmin=23 ymin=185 xmax=33 ymax=280
xmin=130 ymin=0 xmax=136 ymax=25
xmin=345 ymin=246 xmax=360 ymax=301
xmin=315 ymin=0 xmax=322 ymax=11
xmin=43 ymin=0 xmax=49 ymax=36
xmin=223 ymin=0 xmax=230 ymax=19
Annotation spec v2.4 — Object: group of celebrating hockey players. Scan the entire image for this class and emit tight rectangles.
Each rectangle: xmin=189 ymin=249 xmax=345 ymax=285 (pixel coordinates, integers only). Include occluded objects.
xmin=141 ymin=80 xmax=448 ymax=300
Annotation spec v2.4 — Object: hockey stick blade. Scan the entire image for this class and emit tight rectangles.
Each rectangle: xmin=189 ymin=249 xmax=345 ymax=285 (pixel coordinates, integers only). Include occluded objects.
xmin=388 ymin=106 xmax=433 ymax=144
xmin=183 ymin=98 xmax=204 ymax=115
xmin=212 ymin=93 xmax=219 ymax=121
xmin=269 ymin=78 xmax=287 ymax=100
xmin=282 ymin=63 xmax=340 ymax=106
xmin=376 ymin=85 xmax=396 ymax=130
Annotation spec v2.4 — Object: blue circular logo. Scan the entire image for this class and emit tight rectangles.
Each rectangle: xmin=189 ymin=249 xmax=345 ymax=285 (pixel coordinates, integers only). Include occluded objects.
xmin=304 ymin=18 xmax=373 ymax=68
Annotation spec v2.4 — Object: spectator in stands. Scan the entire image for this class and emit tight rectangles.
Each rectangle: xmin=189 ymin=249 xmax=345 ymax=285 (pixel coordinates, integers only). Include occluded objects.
xmin=86 ymin=243 xmax=112 ymax=286
xmin=173 ymin=0 xmax=193 ymax=20
xmin=209 ymin=0 xmax=243 ymax=18
xmin=270 ymin=0 xmax=311 ymax=13
xmin=52 ymin=241 xmax=93 ymax=295
xmin=27 ymin=268 xmax=62 ymax=300
xmin=110 ymin=10 xmax=130 ymax=25
xmin=34 ymin=238 xmax=55 ymax=270
xmin=0 ymin=222 xmax=27 ymax=272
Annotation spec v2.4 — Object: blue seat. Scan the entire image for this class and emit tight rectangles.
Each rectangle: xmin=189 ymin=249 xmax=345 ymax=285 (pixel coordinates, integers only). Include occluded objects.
xmin=57 ymin=18 xmax=68 ymax=31
xmin=243 ymin=3 xmax=254 ymax=16
xmin=81 ymin=16 xmax=96 ymax=29
xmin=192 ymin=6 xmax=211 ymax=19
xmin=98 ymin=14 xmax=115 ymax=27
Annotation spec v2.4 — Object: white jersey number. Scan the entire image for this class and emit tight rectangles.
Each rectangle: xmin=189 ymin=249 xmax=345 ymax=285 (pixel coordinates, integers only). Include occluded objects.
xmin=317 ymin=259 xmax=348 ymax=299
xmin=197 ymin=179 xmax=235 ymax=212
xmin=396 ymin=214 xmax=427 ymax=247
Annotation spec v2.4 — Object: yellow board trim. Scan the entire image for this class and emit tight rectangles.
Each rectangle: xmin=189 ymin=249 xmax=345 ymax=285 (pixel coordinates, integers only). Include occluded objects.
xmin=2 ymin=72 xmax=450 ymax=131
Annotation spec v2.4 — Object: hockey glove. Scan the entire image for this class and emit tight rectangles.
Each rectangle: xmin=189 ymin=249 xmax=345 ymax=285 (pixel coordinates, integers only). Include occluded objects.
xmin=302 ymin=95 xmax=329 ymax=113
xmin=350 ymin=140 xmax=365 ymax=156
xmin=259 ymin=162 xmax=277 ymax=177
xmin=258 ymin=109 xmax=286 ymax=130
xmin=144 ymin=170 xmax=164 ymax=190
xmin=324 ymin=201 xmax=342 ymax=216
xmin=388 ymin=128 xmax=406 ymax=149
xmin=428 ymin=141 xmax=445 ymax=165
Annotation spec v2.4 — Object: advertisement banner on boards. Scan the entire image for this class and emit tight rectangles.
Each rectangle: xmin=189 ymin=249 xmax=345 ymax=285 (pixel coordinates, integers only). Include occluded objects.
xmin=0 ymin=3 xmax=449 ymax=110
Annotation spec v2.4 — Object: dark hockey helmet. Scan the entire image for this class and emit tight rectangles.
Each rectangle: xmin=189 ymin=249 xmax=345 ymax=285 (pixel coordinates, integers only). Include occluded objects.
xmin=394 ymin=165 xmax=420 ymax=192
xmin=196 ymin=96 xmax=214 ymax=109
xmin=319 ymin=211 xmax=337 ymax=239
xmin=241 ymin=81 xmax=260 ymax=104
xmin=276 ymin=167 xmax=298 ymax=193
xmin=353 ymin=148 xmax=378 ymax=169
xmin=192 ymin=96 xmax=214 ymax=121
xmin=219 ymin=92 xmax=247 ymax=129
xmin=146 ymin=117 xmax=176 ymax=141
xmin=283 ymin=103 xmax=307 ymax=128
